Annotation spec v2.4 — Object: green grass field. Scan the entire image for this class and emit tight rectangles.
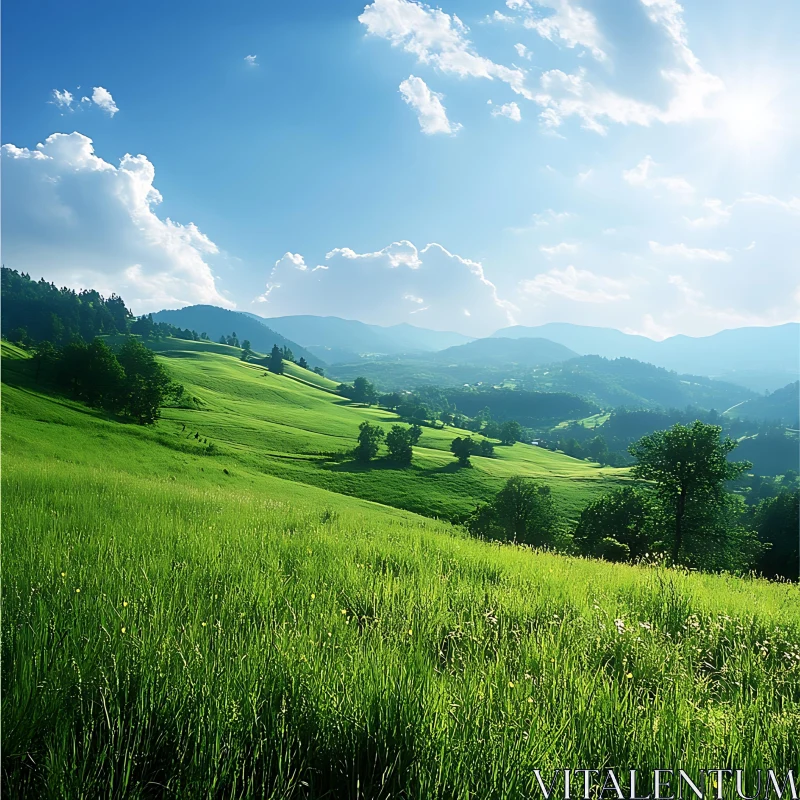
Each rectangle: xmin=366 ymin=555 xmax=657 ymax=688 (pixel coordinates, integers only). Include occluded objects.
xmin=3 ymin=340 xmax=799 ymax=797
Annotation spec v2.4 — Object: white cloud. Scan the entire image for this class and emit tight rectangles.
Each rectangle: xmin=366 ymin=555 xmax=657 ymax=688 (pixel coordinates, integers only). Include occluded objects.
xmin=622 ymin=155 xmax=694 ymax=196
xmin=520 ymin=265 xmax=630 ymax=303
xmin=737 ymin=193 xmax=800 ymax=216
xmin=244 ymin=54 xmax=258 ymax=66
xmin=684 ymin=198 xmax=731 ymax=228
xmin=91 ymin=87 xmax=119 ymax=116
xmin=51 ymin=89 xmax=73 ymax=109
xmin=359 ymin=0 xmax=532 ymax=99
xmin=256 ymin=239 xmax=517 ymax=335
xmin=514 ymin=43 xmax=532 ymax=60
xmin=1 ymin=132 xmax=230 ymax=312
xmin=540 ymin=242 xmax=578 ymax=255
xmin=521 ymin=0 xmax=607 ymax=62
xmin=491 ymin=101 xmax=522 ymax=121
xmin=649 ymin=241 xmax=732 ymax=262
xmin=486 ymin=10 xmax=512 ymax=23
xmin=399 ymin=75 xmax=462 ymax=135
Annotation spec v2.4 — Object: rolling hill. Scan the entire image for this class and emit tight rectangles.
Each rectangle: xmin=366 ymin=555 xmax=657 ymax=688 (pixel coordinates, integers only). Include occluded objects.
xmin=4 ymin=338 xmax=799 ymax=795
xmin=432 ymin=336 xmax=578 ymax=367
xmin=492 ymin=322 xmax=800 ymax=392
xmin=726 ymin=380 xmax=800 ymax=426
xmin=151 ymin=306 xmax=324 ymax=368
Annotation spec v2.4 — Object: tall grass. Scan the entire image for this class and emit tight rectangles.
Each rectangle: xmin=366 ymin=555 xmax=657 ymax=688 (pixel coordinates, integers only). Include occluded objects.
xmin=4 ymin=458 xmax=799 ymax=798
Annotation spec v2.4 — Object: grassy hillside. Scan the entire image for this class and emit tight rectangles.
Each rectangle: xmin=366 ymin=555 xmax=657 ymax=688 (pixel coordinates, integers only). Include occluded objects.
xmin=4 ymin=341 xmax=628 ymax=523
xmin=4 ymin=345 xmax=800 ymax=794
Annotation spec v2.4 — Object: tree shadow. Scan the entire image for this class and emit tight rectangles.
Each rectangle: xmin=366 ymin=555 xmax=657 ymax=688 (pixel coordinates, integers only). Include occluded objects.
xmin=418 ymin=461 xmax=466 ymax=476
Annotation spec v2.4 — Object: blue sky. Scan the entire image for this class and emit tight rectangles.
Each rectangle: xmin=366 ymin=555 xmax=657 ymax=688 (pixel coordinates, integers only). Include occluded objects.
xmin=3 ymin=0 xmax=798 ymax=337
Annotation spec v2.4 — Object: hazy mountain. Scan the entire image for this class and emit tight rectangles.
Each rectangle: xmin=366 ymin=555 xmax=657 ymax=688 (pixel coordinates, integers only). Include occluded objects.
xmin=151 ymin=306 xmax=323 ymax=367
xmin=491 ymin=323 xmax=799 ymax=392
xmin=432 ymin=337 xmax=578 ymax=366
xmin=727 ymin=381 xmax=800 ymax=425
xmin=252 ymin=314 xmax=472 ymax=360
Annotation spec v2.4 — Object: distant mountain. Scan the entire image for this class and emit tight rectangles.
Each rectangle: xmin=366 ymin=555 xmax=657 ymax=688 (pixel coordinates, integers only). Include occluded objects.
xmin=433 ymin=337 xmax=578 ymax=367
xmin=151 ymin=306 xmax=323 ymax=367
xmin=251 ymin=314 xmax=472 ymax=360
xmin=727 ymin=381 xmax=800 ymax=425
xmin=491 ymin=323 xmax=800 ymax=392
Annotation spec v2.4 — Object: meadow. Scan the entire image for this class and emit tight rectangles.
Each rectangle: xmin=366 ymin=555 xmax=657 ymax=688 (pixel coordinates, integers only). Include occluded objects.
xmin=3 ymin=341 xmax=800 ymax=797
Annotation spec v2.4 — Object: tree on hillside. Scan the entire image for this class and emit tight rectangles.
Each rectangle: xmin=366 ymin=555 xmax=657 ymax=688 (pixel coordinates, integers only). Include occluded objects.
xmin=408 ymin=423 xmax=423 ymax=445
xmin=750 ymin=490 xmax=799 ymax=581
xmin=268 ymin=344 xmax=284 ymax=374
xmin=500 ymin=420 xmax=522 ymax=446
xmin=477 ymin=439 xmax=495 ymax=458
xmin=83 ymin=339 xmax=127 ymax=411
xmin=573 ymin=487 xmax=656 ymax=562
xmin=629 ymin=421 xmax=751 ymax=564
xmin=31 ymin=340 xmax=59 ymax=381
xmin=355 ymin=421 xmax=384 ymax=463
xmin=298 ymin=357 xmax=308 ymax=370
xmin=313 ymin=366 xmax=325 ymax=376
xmin=450 ymin=436 xmax=476 ymax=467
xmin=240 ymin=340 xmax=253 ymax=361
xmin=386 ymin=425 xmax=414 ymax=466
xmin=353 ymin=377 xmax=377 ymax=405
xmin=468 ymin=477 xmax=562 ymax=547
xmin=117 ymin=337 xmax=183 ymax=424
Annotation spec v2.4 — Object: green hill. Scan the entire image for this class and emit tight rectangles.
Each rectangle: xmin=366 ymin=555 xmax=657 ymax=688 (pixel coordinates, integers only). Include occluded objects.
xmin=2 ymin=340 xmax=629 ymax=522
xmin=3 ymin=340 xmax=799 ymax=795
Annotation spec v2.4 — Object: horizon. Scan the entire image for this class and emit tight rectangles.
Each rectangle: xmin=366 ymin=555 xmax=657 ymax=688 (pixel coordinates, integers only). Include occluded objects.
xmin=3 ymin=0 xmax=799 ymax=339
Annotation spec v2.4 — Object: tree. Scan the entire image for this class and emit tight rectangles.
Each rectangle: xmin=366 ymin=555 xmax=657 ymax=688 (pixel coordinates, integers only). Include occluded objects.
xmin=268 ymin=344 xmax=284 ymax=374
xmin=240 ymin=340 xmax=253 ymax=361
xmin=477 ymin=439 xmax=495 ymax=458
xmin=750 ymin=490 xmax=799 ymax=581
xmin=468 ymin=477 xmax=561 ymax=547
xmin=450 ymin=436 xmax=476 ymax=467
xmin=31 ymin=340 xmax=59 ymax=382
xmin=586 ymin=435 xmax=609 ymax=464
xmin=628 ymin=421 xmax=751 ymax=564
xmin=298 ymin=357 xmax=308 ymax=370
xmin=408 ymin=423 xmax=423 ymax=445
xmin=355 ymin=421 xmax=385 ymax=463
xmin=352 ymin=377 xmax=378 ymax=406
xmin=379 ymin=392 xmax=403 ymax=411
xmin=313 ymin=366 xmax=325 ymax=376
xmin=386 ymin=425 xmax=414 ymax=466
xmin=117 ymin=337 xmax=182 ymax=424
xmin=573 ymin=487 xmax=656 ymax=562
xmin=500 ymin=420 xmax=522 ymax=446
xmin=82 ymin=338 xmax=126 ymax=411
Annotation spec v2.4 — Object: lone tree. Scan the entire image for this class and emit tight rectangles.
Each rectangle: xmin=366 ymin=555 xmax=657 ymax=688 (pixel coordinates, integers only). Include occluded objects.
xmin=240 ymin=339 xmax=253 ymax=361
xmin=268 ymin=344 xmax=284 ymax=374
xmin=500 ymin=420 xmax=522 ymax=446
xmin=628 ymin=421 xmax=751 ymax=564
xmin=298 ymin=356 xmax=308 ymax=369
xmin=450 ymin=436 xmax=476 ymax=467
xmin=385 ymin=425 xmax=414 ymax=466
xmin=355 ymin=421 xmax=384 ymax=463
xmin=468 ymin=477 xmax=561 ymax=547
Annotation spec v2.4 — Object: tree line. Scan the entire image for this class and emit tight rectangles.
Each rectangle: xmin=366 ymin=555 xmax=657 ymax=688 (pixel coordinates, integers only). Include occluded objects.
xmin=463 ymin=420 xmax=798 ymax=581
xmin=31 ymin=337 xmax=183 ymax=424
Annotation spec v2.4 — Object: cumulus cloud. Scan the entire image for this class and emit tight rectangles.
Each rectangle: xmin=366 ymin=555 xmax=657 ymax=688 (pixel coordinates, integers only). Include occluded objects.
xmin=622 ymin=155 xmax=694 ymax=196
xmin=532 ymin=0 xmax=724 ymax=133
xmin=520 ymin=0 xmax=607 ymax=62
xmin=684 ymin=198 xmax=732 ymax=228
xmin=649 ymin=241 xmax=731 ymax=262
xmin=51 ymin=89 xmax=74 ymax=109
xmin=514 ymin=43 xmax=532 ymax=60
xmin=91 ymin=87 xmax=119 ymax=116
xmin=359 ymin=0 xmax=532 ymax=99
xmin=520 ymin=265 xmax=630 ymax=303
xmin=490 ymin=101 xmax=522 ymax=121
xmin=1 ymin=132 xmax=230 ymax=312
xmin=256 ymin=239 xmax=517 ymax=335
xmin=399 ymin=75 xmax=462 ymax=134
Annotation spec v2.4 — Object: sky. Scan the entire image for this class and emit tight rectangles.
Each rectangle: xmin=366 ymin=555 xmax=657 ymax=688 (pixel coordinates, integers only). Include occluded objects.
xmin=2 ymin=0 xmax=799 ymax=338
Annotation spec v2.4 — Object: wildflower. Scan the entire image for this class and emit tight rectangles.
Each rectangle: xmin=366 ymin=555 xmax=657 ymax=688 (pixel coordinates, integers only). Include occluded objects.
xmin=202 ymin=621 xmax=207 ymax=627
xmin=341 ymin=609 xmax=347 ymax=615
xmin=61 ymin=572 xmax=66 ymax=577
xmin=527 ymin=697 xmax=533 ymax=703
xmin=123 ymin=601 xmax=128 ymax=607
xmin=614 ymin=618 xmax=625 ymax=633
xmin=408 ymin=629 xmax=413 ymax=636
xmin=121 ymin=627 xmax=126 ymax=634
xmin=508 ymin=681 xmax=514 ymax=688
xmin=75 ymin=588 xmax=81 ymax=593
xmin=310 ymin=593 xmax=315 ymax=600
xmin=626 ymin=672 xmax=633 ymax=679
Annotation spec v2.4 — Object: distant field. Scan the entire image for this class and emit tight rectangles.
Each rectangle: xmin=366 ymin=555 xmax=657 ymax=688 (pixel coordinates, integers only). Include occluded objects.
xmin=4 ymin=342 xmax=629 ymax=522
xmin=3 ymin=340 xmax=799 ymax=796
